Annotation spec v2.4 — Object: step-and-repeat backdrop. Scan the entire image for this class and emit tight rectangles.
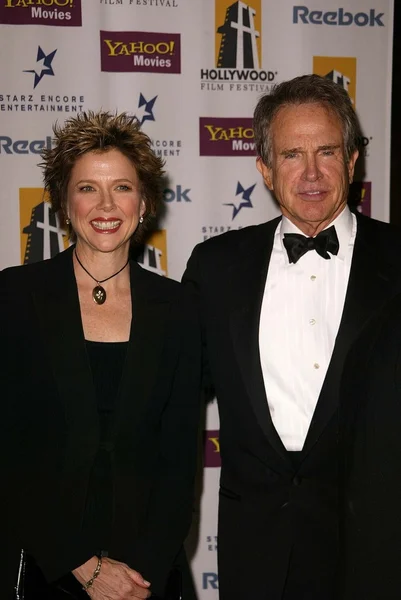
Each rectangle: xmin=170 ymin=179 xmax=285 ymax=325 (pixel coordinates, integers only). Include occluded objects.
xmin=0 ymin=1 xmax=394 ymax=597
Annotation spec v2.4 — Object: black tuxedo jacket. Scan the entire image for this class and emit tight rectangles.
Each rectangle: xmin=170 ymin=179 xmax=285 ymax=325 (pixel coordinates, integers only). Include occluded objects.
xmin=339 ymin=291 xmax=401 ymax=599
xmin=183 ymin=213 xmax=401 ymax=600
xmin=1 ymin=246 xmax=201 ymax=599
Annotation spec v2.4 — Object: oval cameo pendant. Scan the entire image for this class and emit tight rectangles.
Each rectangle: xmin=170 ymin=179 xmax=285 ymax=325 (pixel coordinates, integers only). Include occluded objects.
xmin=93 ymin=285 xmax=106 ymax=305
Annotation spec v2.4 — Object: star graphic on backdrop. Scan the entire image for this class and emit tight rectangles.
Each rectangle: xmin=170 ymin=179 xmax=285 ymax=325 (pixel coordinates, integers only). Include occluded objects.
xmin=224 ymin=181 xmax=256 ymax=220
xmin=24 ymin=46 xmax=57 ymax=89
xmin=135 ymin=93 xmax=157 ymax=126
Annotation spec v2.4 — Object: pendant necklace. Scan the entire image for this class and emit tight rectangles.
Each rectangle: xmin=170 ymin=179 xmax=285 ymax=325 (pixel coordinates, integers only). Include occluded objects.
xmin=74 ymin=249 xmax=129 ymax=305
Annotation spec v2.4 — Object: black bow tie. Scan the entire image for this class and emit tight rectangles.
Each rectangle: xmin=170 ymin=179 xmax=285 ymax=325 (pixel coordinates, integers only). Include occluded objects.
xmin=283 ymin=225 xmax=339 ymax=264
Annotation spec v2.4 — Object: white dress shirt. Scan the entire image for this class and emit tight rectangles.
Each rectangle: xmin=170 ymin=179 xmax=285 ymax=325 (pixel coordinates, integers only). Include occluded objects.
xmin=258 ymin=207 xmax=357 ymax=450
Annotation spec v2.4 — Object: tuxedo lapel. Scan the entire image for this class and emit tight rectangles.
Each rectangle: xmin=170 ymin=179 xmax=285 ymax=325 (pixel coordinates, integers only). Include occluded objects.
xmin=303 ymin=215 xmax=398 ymax=457
xmin=32 ymin=247 xmax=99 ymax=461
xmin=229 ymin=218 xmax=288 ymax=462
xmin=112 ymin=261 xmax=170 ymax=440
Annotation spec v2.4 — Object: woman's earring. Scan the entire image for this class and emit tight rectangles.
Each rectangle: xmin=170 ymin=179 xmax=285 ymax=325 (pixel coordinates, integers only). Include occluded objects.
xmin=65 ymin=217 xmax=71 ymax=225
xmin=139 ymin=216 xmax=144 ymax=224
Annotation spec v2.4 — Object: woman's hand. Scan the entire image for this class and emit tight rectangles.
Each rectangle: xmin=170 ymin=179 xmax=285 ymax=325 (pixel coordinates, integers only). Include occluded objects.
xmin=73 ymin=556 xmax=151 ymax=599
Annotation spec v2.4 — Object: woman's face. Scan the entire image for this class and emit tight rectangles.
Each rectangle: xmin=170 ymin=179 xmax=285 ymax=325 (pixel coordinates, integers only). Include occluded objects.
xmin=66 ymin=148 xmax=145 ymax=254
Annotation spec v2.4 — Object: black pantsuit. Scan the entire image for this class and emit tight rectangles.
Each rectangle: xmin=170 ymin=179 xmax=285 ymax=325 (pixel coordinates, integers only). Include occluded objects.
xmin=1 ymin=246 xmax=201 ymax=599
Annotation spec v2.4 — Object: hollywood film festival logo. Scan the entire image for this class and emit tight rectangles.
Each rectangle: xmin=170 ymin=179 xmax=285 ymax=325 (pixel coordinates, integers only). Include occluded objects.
xmin=136 ymin=230 xmax=168 ymax=276
xmin=0 ymin=0 xmax=82 ymax=26
xmin=0 ymin=45 xmax=85 ymax=114
xmin=313 ymin=56 xmax=372 ymax=159
xmin=19 ymin=189 xmax=70 ymax=265
xmin=201 ymin=0 xmax=278 ymax=92
xmin=19 ymin=189 xmax=169 ymax=274
xmin=100 ymin=0 xmax=178 ymax=7
xmin=313 ymin=56 xmax=357 ymax=105
xmin=313 ymin=56 xmax=372 ymax=217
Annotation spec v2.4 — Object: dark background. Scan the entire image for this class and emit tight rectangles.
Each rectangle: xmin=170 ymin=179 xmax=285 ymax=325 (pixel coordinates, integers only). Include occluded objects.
xmin=390 ymin=2 xmax=400 ymax=224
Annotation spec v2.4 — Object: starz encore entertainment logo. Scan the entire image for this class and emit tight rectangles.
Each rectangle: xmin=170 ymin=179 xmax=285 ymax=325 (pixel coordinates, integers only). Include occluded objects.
xmin=100 ymin=31 xmax=181 ymax=74
xmin=132 ymin=92 xmax=182 ymax=157
xmin=199 ymin=117 xmax=255 ymax=156
xmin=0 ymin=0 xmax=82 ymax=26
xmin=24 ymin=46 xmax=57 ymax=89
xmin=135 ymin=93 xmax=157 ymax=126
xmin=1 ymin=45 xmax=85 ymax=114
xmin=200 ymin=0 xmax=278 ymax=92
xmin=224 ymin=181 xmax=256 ymax=220
xmin=205 ymin=535 xmax=218 ymax=552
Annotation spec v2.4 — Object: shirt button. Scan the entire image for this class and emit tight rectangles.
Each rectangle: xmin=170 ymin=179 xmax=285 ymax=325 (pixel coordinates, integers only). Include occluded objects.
xmin=309 ymin=318 xmax=316 ymax=325
xmin=310 ymin=275 xmax=316 ymax=281
xmin=314 ymin=363 xmax=320 ymax=369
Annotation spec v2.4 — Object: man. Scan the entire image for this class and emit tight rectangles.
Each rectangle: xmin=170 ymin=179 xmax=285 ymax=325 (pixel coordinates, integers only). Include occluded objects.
xmin=339 ymin=287 xmax=401 ymax=599
xmin=183 ymin=74 xmax=401 ymax=600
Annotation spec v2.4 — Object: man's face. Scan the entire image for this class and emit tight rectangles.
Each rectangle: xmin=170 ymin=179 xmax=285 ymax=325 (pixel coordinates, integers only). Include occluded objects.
xmin=257 ymin=103 xmax=358 ymax=235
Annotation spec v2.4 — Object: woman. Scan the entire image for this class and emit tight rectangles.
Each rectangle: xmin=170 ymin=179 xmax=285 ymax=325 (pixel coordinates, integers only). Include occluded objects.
xmin=2 ymin=111 xmax=201 ymax=599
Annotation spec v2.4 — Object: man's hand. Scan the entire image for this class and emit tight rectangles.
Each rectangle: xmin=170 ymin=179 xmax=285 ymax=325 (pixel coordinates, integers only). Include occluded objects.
xmin=73 ymin=556 xmax=152 ymax=599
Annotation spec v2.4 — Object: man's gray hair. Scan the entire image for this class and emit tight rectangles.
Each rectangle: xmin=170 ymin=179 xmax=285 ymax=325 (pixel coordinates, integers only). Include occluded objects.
xmin=253 ymin=74 xmax=361 ymax=167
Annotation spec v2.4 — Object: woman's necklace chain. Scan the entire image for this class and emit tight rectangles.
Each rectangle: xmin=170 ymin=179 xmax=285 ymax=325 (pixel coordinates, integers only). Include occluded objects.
xmin=74 ymin=249 xmax=129 ymax=305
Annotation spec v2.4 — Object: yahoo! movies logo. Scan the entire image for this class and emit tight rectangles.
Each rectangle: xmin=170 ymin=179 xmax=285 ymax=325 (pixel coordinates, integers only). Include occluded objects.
xmin=204 ymin=430 xmax=221 ymax=467
xmin=349 ymin=181 xmax=371 ymax=217
xmin=293 ymin=6 xmax=385 ymax=26
xmin=0 ymin=0 xmax=82 ymax=26
xmin=101 ymin=31 xmax=181 ymax=74
xmin=313 ymin=57 xmax=356 ymax=105
xmin=201 ymin=0 xmax=278 ymax=92
xmin=200 ymin=118 xmax=255 ymax=156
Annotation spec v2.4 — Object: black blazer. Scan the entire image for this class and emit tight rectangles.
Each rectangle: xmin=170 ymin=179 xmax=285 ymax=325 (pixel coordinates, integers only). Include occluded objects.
xmin=339 ymin=291 xmax=401 ymax=599
xmin=183 ymin=213 xmax=401 ymax=600
xmin=1 ymin=246 xmax=201 ymax=599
